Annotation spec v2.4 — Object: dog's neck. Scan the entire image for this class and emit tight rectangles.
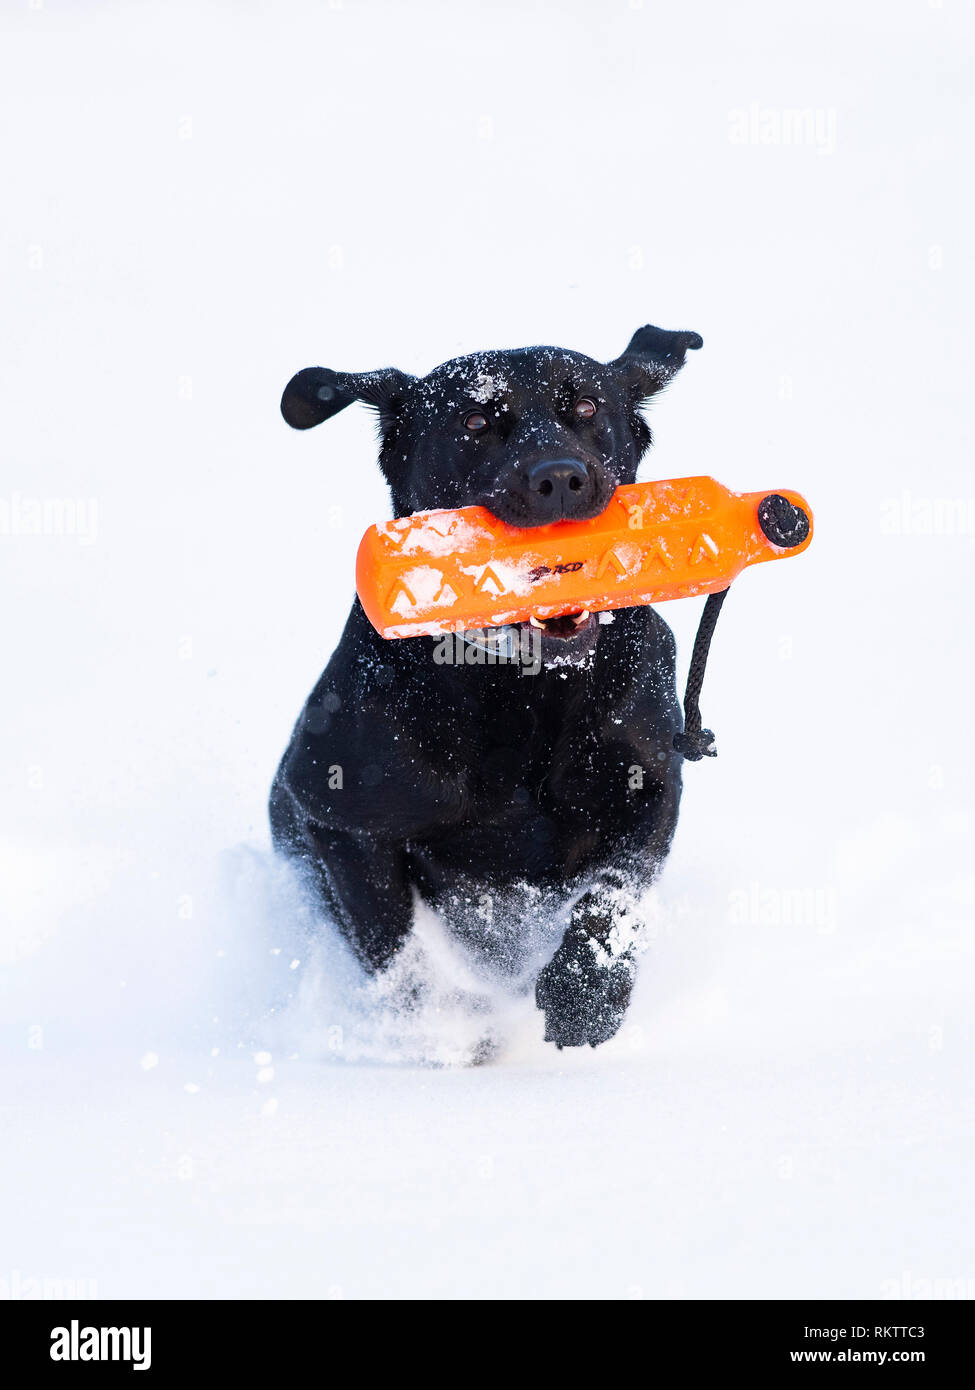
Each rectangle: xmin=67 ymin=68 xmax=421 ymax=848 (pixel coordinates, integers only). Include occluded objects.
xmin=345 ymin=597 xmax=612 ymax=714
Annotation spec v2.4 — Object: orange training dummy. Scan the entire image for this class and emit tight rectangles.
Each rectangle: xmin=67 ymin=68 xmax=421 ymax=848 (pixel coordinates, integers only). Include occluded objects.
xmin=355 ymin=476 xmax=812 ymax=640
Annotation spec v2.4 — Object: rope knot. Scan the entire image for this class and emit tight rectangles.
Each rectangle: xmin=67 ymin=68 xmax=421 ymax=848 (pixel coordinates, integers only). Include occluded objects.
xmin=673 ymin=727 xmax=717 ymax=761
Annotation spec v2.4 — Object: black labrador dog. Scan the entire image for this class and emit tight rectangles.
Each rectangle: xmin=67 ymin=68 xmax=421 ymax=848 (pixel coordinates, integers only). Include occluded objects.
xmin=270 ymin=323 xmax=702 ymax=1049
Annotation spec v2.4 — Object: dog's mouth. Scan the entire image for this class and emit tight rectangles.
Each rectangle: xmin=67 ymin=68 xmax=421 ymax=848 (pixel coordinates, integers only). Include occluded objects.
xmin=524 ymin=609 xmax=595 ymax=640
xmin=457 ymin=608 xmax=601 ymax=668
xmin=516 ymin=608 xmax=600 ymax=664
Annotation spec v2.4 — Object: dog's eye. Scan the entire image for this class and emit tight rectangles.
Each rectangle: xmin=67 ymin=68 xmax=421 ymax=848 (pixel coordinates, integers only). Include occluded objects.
xmin=574 ymin=397 xmax=598 ymax=421
xmin=464 ymin=411 xmax=488 ymax=433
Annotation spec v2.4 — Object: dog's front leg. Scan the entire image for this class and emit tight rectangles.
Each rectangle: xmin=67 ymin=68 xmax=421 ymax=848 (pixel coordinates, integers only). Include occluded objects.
xmin=535 ymin=886 xmax=644 ymax=1049
xmin=304 ymin=824 xmax=414 ymax=973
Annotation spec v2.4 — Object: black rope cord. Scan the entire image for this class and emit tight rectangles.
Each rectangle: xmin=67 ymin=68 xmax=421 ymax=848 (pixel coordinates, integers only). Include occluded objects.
xmin=673 ymin=588 xmax=730 ymax=762
xmin=672 ymin=493 xmax=811 ymax=763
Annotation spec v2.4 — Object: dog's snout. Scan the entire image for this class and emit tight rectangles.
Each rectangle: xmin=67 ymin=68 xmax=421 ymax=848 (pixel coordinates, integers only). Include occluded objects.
xmin=527 ymin=457 xmax=589 ymax=498
xmin=485 ymin=452 xmax=613 ymax=529
xmin=523 ymin=457 xmax=592 ymax=520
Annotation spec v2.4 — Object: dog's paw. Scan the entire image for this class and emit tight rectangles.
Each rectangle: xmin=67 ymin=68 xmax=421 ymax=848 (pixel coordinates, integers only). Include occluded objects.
xmin=535 ymin=927 xmax=635 ymax=1049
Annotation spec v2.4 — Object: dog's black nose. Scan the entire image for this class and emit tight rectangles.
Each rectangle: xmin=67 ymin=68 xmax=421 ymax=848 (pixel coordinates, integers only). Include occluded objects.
xmin=524 ymin=458 xmax=591 ymax=520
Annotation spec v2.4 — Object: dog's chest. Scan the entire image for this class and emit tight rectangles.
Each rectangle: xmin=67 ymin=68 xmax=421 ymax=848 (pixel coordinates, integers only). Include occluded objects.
xmin=416 ymin=704 xmax=659 ymax=886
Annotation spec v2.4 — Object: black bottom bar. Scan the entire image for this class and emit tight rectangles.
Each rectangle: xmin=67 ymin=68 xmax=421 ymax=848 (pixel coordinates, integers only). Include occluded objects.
xmin=2 ymin=1297 xmax=969 ymax=1377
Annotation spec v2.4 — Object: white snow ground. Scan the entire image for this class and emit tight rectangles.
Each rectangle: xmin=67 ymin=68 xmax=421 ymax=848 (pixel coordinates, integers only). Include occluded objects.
xmin=1 ymin=0 xmax=973 ymax=1300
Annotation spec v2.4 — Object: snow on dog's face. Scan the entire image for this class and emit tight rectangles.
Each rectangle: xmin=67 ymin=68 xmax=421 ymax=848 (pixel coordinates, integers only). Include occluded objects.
xmin=280 ymin=324 xmax=701 ymax=655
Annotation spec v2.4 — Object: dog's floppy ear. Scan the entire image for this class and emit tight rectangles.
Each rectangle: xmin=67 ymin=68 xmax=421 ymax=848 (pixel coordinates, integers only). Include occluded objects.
xmin=281 ymin=366 xmax=415 ymax=431
xmin=610 ymin=324 xmax=703 ymax=401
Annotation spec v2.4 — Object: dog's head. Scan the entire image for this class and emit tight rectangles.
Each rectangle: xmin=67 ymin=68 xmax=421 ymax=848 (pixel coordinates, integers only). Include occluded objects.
xmin=282 ymin=324 xmax=701 ymax=656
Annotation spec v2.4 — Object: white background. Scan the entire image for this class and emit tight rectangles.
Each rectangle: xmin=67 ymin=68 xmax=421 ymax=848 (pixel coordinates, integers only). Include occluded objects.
xmin=1 ymin=0 xmax=972 ymax=1299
